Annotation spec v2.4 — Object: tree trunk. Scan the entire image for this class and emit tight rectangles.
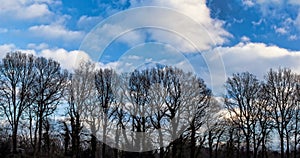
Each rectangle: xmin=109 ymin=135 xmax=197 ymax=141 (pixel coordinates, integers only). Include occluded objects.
xmin=172 ymin=141 xmax=178 ymax=158
xmin=38 ymin=112 xmax=43 ymax=153
xmin=261 ymin=133 xmax=266 ymax=158
xmin=280 ymin=132 xmax=284 ymax=158
xmin=12 ymin=124 xmax=18 ymax=154
xmin=190 ymin=126 xmax=196 ymax=158
xmin=158 ymin=128 xmax=164 ymax=158
xmin=215 ymin=131 xmax=223 ymax=158
xmin=246 ymin=135 xmax=250 ymax=158
xmin=91 ymin=135 xmax=97 ymax=158
xmin=102 ymin=111 xmax=108 ymax=158
xmin=294 ymin=128 xmax=298 ymax=158
xmin=208 ymin=131 xmax=213 ymax=158
xmin=286 ymin=131 xmax=290 ymax=158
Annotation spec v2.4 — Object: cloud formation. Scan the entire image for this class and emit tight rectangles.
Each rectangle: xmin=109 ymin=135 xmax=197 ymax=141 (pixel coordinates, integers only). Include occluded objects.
xmin=0 ymin=44 xmax=90 ymax=70
xmin=215 ymin=42 xmax=300 ymax=79
xmin=0 ymin=0 xmax=55 ymax=20
xmin=80 ymin=0 xmax=230 ymax=57
xmin=29 ymin=24 xmax=84 ymax=41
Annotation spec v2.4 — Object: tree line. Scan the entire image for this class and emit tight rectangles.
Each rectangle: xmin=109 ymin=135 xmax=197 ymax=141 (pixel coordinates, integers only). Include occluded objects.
xmin=0 ymin=51 xmax=299 ymax=158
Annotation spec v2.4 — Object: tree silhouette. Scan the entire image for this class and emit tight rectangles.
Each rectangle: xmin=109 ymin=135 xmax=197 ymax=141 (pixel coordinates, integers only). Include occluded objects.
xmin=0 ymin=52 xmax=36 ymax=154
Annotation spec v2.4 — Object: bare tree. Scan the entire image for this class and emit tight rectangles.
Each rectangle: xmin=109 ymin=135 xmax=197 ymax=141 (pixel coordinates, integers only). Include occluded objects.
xmin=65 ymin=61 xmax=97 ymax=157
xmin=67 ymin=61 xmax=102 ymax=158
xmin=0 ymin=52 xmax=36 ymax=154
xmin=148 ymin=68 xmax=168 ymax=158
xmin=256 ymin=84 xmax=273 ymax=158
xmin=203 ymin=98 xmax=223 ymax=158
xmin=224 ymin=72 xmax=261 ymax=158
xmin=31 ymin=57 xmax=67 ymax=155
xmin=66 ymin=78 xmax=83 ymax=158
xmin=95 ymin=68 xmax=116 ymax=158
xmin=289 ymin=74 xmax=300 ymax=158
xmin=185 ymin=76 xmax=211 ymax=158
xmin=163 ymin=67 xmax=183 ymax=158
xmin=264 ymin=68 xmax=299 ymax=158
xmin=124 ymin=70 xmax=151 ymax=152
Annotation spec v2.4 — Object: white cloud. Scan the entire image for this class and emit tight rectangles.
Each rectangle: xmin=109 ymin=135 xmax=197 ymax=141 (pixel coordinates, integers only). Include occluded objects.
xmin=40 ymin=49 xmax=90 ymax=70
xmin=0 ymin=0 xmax=53 ymax=20
xmin=129 ymin=0 xmax=230 ymax=50
xmin=0 ymin=43 xmax=37 ymax=58
xmin=29 ymin=24 xmax=84 ymax=41
xmin=17 ymin=3 xmax=51 ymax=19
xmin=0 ymin=44 xmax=17 ymax=58
xmin=274 ymin=26 xmax=288 ymax=35
xmin=0 ymin=44 xmax=91 ymax=70
xmin=81 ymin=0 xmax=231 ymax=59
xmin=215 ymin=42 xmax=300 ymax=79
xmin=241 ymin=36 xmax=250 ymax=42
xmin=191 ymin=41 xmax=300 ymax=94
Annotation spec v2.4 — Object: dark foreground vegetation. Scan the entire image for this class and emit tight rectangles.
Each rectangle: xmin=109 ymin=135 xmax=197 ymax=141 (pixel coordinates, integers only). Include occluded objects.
xmin=0 ymin=52 xmax=299 ymax=158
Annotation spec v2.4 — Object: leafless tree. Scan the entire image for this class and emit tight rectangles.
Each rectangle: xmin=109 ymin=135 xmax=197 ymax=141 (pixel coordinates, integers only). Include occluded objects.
xmin=148 ymin=68 xmax=168 ymax=158
xmin=184 ymin=75 xmax=211 ymax=158
xmin=65 ymin=61 xmax=97 ymax=157
xmin=224 ymin=72 xmax=261 ymax=158
xmin=264 ymin=68 xmax=299 ymax=158
xmin=288 ymin=74 xmax=300 ymax=158
xmin=31 ymin=56 xmax=67 ymax=155
xmin=124 ymin=70 xmax=152 ymax=152
xmin=0 ymin=52 xmax=36 ymax=154
xmin=95 ymin=68 xmax=116 ymax=158
xmin=203 ymin=98 xmax=223 ymax=158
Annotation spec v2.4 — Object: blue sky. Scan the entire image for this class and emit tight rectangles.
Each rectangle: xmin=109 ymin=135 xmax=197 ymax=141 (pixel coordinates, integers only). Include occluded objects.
xmin=0 ymin=0 xmax=300 ymax=94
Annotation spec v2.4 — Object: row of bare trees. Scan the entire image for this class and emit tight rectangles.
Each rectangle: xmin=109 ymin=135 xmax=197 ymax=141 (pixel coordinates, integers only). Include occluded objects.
xmin=0 ymin=51 xmax=299 ymax=158
xmin=224 ymin=69 xmax=300 ymax=158
xmin=0 ymin=52 xmax=68 ymax=156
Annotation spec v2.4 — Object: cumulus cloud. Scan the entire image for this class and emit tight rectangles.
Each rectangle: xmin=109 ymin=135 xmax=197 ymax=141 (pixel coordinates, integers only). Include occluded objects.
xmin=0 ymin=0 xmax=53 ymax=20
xmin=80 ymin=0 xmax=231 ymax=60
xmin=0 ymin=44 xmax=17 ymax=58
xmin=29 ymin=24 xmax=84 ymax=41
xmin=0 ymin=44 xmax=91 ymax=70
xmin=188 ymin=41 xmax=300 ymax=94
xmin=0 ymin=43 xmax=37 ymax=58
xmin=129 ymin=0 xmax=231 ymax=50
xmin=214 ymin=42 xmax=300 ymax=79
xmin=40 ymin=49 xmax=90 ymax=70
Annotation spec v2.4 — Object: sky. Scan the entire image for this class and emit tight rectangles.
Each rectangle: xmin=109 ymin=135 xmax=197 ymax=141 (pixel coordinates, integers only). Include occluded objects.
xmin=0 ymin=0 xmax=300 ymax=94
